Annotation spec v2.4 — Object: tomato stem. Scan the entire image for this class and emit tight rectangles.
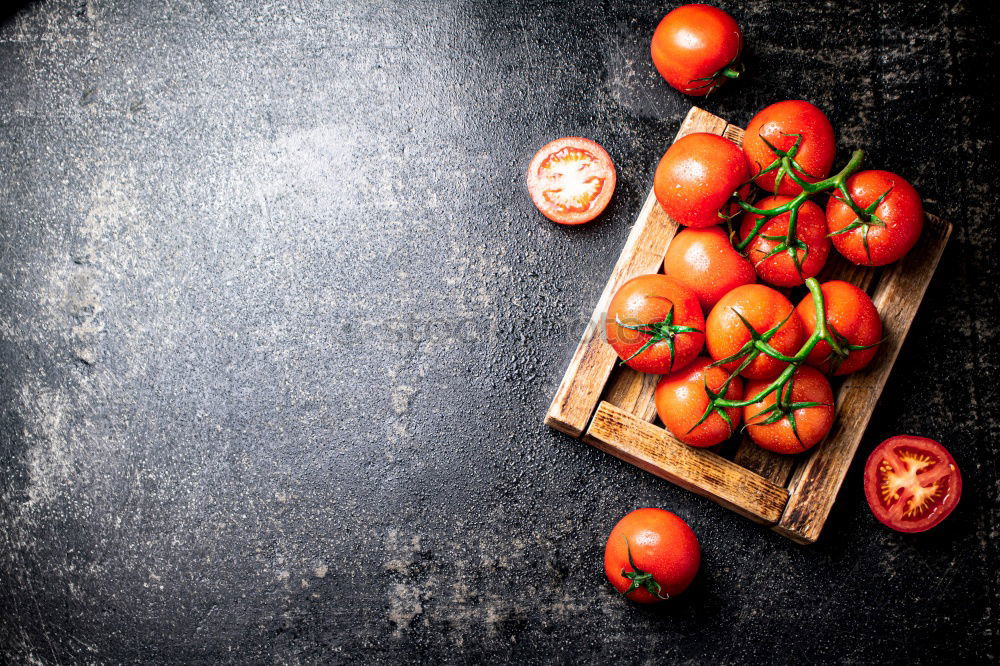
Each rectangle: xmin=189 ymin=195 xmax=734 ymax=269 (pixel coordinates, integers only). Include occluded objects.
xmin=734 ymin=148 xmax=866 ymax=255
xmin=620 ymin=538 xmax=669 ymax=601
xmin=697 ymin=278 xmax=845 ymax=434
xmin=615 ymin=307 xmax=702 ymax=372
xmin=702 ymin=145 xmax=873 ymax=437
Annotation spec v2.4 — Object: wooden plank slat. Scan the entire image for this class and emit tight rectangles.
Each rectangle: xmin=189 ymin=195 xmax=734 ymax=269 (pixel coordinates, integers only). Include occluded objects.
xmin=774 ymin=214 xmax=952 ymax=543
xmin=733 ymin=444 xmax=796 ymax=485
xmin=544 ymin=107 xmax=729 ymax=436
xmin=584 ymin=402 xmax=790 ymax=524
xmin=601 ymin=366 xmax=660 ymax=423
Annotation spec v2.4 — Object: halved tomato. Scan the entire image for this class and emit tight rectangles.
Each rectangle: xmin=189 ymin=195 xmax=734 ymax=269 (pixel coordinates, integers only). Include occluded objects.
xmin=526 ymin=137 xmax=617 ymax=225
xmin=863 ymin=435 xmax=962 ymax=533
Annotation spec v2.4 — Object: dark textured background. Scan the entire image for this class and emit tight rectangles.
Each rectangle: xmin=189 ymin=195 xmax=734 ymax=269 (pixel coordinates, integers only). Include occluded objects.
xmin=1 ymin=1 xmax=997 ymax=663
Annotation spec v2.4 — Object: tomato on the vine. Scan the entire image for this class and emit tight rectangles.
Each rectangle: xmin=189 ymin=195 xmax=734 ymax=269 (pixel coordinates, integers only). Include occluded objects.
xmin=604 ymin=508 xmax=700 ymax=603
xmin=706 ymin=284 xmax=805 ymax=380
xmin=650 ymin=4 xmax=743 ymax=97
xmin=655 ymin=356 xmax=743 ymax=448
xmin=743 ymin=100 xmax=836 ymax=195
xmin=606 ymin=275 xmax=705 ymax=374
xmin=740 ymin=196 xmax=830 ymax=287
xmin=863 ymin=435 xmax=961 ymax=533
xmin=827 ymin=170 xmax=923 ymax=266
xmin=743 ymin=365 xmax=834 ymax=454
xmin=654 ymin=133 xmax=750 ymax=229
xmin=796 ymin=280 xmax=882 ymax=375
xmin=663 ymin=226 xmax=756 ymax=311
xmin=526 ymin=137 xmax=616 ymax=225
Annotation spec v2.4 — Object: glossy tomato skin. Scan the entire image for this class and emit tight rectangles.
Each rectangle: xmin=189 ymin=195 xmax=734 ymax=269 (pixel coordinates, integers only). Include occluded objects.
xmin=863 ymin=435 xmax=962 ymax=533
xmin=663 ymin=227 xmax=756 ymax=311
xmin=706 ymin=284 xmax=805 ymax=380
xmin=827 ymin=170 xmax=924 ymax=266
xmin=526 ymin=137 xmax=617 ymax=225
xmin=654 ymin=133 xmax=750 ymax=229
xmin=604 ymin=508 xmax=700 ymax=603
xmin=740 ymin=196 xmax=830 ymax=287
xmin=743 ymin=101 xmax=836 ymax=195
xmin=743 ymin=365 xmax=834 ymax=454
xmin=651 ymin=4 xmax=742 ymax=96
xmin=655 ymin=357 xmax=743 ymax=447
xmin=796 ymin=280 xmax=882 ymax=375
xmin=607 ymin=275 xmax=705 ymax=374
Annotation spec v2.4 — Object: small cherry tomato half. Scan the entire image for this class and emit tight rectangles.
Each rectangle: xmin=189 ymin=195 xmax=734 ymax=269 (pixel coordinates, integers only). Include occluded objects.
xmin=827 ymin=170 xmax=924 ymax=266
xmin=526 ymin=137 xmax=617 ymax=225
xmin=604 ymin=508 xmax=701 ymax=603
xmin=606 ymin=275 xmax=705 ymax=374
xmin=654 ymin=133 xmax=750 ymax=229
xmin=650 ymin=4 xmax=743 ymax=97
xmin=740 ymin=196 xmax=830 ymax=287
xmin=743 ymin=100 xmax=836 ymax=196
xmin=743 ymin=365 xmax=834 ymax=454
xmin=796 ymin=280 xmax=882 ymax=375
xmin=663 ymin=226 xmax=756 ymax=311
xmin=706 ymin=284 xmax=805 ymax=380
xmin=863 ymin=435 xmax=961 ymax=533
xmin=656 ymin=356 xmax=743 ymax=448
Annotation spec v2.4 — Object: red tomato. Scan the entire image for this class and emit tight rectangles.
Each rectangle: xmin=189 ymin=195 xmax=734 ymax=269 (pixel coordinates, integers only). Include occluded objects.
xmin=705 ymin=284 xmax=805 ymax=380
xmin=827 ymin=170 xmax=924 ymax=266
xmin=663 ymin=226 xmax=756 ymax=311
xmin=604 ymin=508 xmax=700 ymax=603
xmin=526 ymin=137 xmax=616 ymax=225
xmin=863 ymin=436 xmax=961 ymax=533
xmin=606 ymin=275 xmax=705 ymax=374
xmin=654 ymin=133 xmax=750 ymax=229
xmin=650 ymin=4 xmax=743 ymax=96
xmin=655 ymin=356 xmax=743 ymax=447
xmin=743 ymin=365 xmax=834 ymax=454
xmin=740 ymin=196 xmax=830 ymax=287
xmin=743 ymin=101 xmax=836 ymax=195
xmin=796 ymin=280 xmax=882 ymax=375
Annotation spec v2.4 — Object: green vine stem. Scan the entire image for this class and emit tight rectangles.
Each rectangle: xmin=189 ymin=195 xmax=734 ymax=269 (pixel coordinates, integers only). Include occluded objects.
xmin=734 ymin=148 xmax=866 ymax=253
xmin=614 ymin=308 xmax=702 ymax=372
xmin=690 ymin=278 xmax=842 ymax=436
xmin=620 ymin=538 xmax=668 ymax=600
xmin=689 ymin=136 xmax=891 ymax=440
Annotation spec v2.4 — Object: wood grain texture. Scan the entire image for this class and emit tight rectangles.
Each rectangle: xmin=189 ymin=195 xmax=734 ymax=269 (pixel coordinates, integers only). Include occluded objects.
xmin=544 ymin=107 xmax=728 ymax=436
xmin=601 ymin=366 xmax=660 ymax=423
xmin=584 ymin=402 xmax=790 ymax=524
xmin=774 ymin=214 xmax=952 ymax=543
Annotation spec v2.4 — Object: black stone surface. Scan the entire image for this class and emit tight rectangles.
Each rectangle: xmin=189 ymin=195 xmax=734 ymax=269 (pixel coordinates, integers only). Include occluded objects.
xmin=1 ymin=1 xmax=997 ymax=663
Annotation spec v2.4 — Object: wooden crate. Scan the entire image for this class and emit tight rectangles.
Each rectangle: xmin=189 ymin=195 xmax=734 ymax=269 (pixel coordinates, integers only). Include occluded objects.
xmin=544 ymin=107 xmax=952 ymax=544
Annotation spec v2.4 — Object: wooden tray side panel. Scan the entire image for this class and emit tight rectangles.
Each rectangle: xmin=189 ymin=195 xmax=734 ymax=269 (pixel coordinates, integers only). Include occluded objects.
xmin=585 ymin=402 xmax=790 ymax=524
xmin=774 ymin=214 xmax=952 ymax=543
xmin=544 ymin=108 xmax=728 ymax=437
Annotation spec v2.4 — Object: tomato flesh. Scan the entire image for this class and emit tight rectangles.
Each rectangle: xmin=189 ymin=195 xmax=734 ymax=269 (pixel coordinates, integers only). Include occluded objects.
xmin=863 ymin=435 xmax=961 ymax=533
xmin=526 ymin=137 xmax=616 ymax=225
